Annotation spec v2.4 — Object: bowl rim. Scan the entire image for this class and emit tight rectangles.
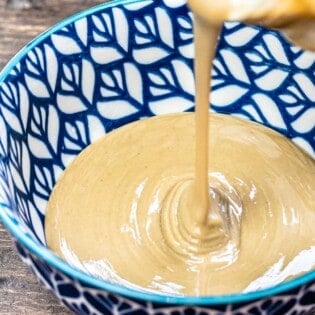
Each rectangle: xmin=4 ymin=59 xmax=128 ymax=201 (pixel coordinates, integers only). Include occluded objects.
xmin=1 ymin=0 xmax=315 ymax=306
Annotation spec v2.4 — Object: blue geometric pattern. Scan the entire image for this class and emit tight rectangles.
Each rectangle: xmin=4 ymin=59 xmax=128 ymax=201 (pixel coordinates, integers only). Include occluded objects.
xmin=0 ymin=0 xmax=314 ymax=314
xmin=213 ymin=23 xmax=315 ymax=155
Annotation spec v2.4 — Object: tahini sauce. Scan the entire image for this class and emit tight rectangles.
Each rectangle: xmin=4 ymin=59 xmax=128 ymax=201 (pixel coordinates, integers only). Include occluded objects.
xmin=45 ymin=1 xmax=315 ymax=295
xmin=45 ymin=112 xmax=315 ymax=295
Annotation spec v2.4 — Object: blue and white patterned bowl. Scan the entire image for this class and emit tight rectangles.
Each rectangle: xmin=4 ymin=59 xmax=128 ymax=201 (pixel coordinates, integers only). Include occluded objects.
xmin=0 ymin=0 xmax=314 ymax=314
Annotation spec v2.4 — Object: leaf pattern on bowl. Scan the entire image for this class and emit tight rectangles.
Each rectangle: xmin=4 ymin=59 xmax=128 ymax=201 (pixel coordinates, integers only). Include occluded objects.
xmin=0 ymin=1 xmax=314 ymax=313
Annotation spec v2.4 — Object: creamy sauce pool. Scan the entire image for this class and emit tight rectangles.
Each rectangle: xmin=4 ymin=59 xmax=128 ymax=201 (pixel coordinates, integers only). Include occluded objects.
xmin=45 ymin=1 xmax=315 ymax=296
xmin=45 ymin=113 xmax=315 ymax=295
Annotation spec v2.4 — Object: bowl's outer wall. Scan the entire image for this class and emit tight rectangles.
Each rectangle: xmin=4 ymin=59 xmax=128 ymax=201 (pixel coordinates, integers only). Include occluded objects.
xmin=13 ymin=240 xmax=315 ymax=314
xmin=0 ymin=0 xmax=314 ymax=314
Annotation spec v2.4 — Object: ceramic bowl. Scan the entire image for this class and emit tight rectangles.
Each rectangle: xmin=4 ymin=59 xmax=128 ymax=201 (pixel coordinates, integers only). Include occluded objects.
xmin=0 ymin=0 xmax=314 ymax=314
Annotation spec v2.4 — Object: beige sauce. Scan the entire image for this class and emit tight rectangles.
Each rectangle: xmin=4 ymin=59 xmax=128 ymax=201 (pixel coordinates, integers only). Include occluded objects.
xmin=45 ymin=1 xmax=315 ymax=296
xmin=188 ymin=0 xmax=315 ymax=50
xmin=45 ymin=113 xmax=315 ymax=295
xmin=188 ymin=0 xmax=315 ymax=25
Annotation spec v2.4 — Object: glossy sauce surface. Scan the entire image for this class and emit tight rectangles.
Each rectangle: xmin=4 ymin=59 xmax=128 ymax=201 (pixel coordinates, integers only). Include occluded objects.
xmin=45 ymin=113 xmax=315 ymax=295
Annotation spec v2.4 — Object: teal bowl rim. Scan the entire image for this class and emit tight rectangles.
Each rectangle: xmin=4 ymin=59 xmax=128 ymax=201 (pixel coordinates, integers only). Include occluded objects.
xmin=1 ymin=0 xmax=315 ymax=306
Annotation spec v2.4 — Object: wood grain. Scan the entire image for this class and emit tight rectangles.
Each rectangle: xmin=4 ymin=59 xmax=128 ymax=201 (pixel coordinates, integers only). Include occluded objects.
xmin=0 ymin=1 xmax=106 ymax=314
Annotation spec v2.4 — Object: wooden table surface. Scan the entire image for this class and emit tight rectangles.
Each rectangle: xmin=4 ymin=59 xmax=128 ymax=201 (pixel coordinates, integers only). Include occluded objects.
xmin=0 ymin=2 xmax=106 ymax=314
